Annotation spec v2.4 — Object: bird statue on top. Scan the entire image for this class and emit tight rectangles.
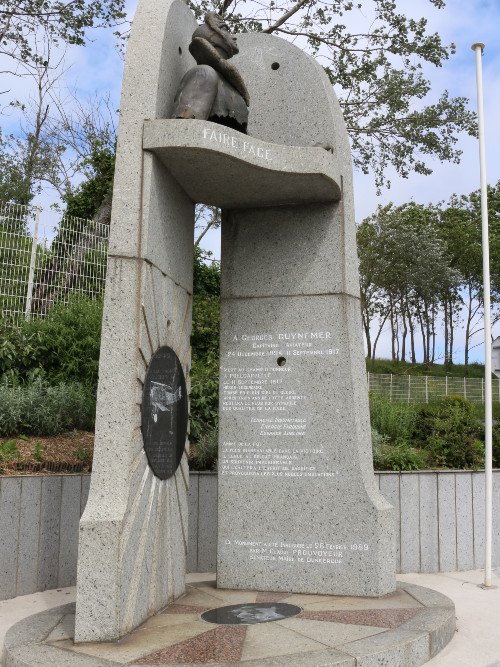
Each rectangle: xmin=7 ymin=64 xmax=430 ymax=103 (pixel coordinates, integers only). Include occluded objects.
xmin=171 ymin=12 xmax=250 ymax=134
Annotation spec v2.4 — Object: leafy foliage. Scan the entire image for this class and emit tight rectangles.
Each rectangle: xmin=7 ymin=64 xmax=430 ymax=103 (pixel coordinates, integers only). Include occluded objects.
xmin=358 ymin=183 xmax=500 ymax=370
xmin=189 ymin=0 xmax=476 ymax=189
xmin=0 ymin=129 xmax=34 ymax=204
xmin=0 ymin=0 xmax=127 ymax=72
xmin=415 ymin=395 xmax=485 ymax=469
xmin=189 ymin=249 xmax=220 ymax=447
xmin=62 ymin=145 xmax=116 ymax=220
xmin=189 ymin=349 xmax=219 ymax=442
xmin=372 ymin=435 xmax=428 ymax=472
xmin=371 ymin=394 xmax=486 ymax=469
xmin=0 ymin=295 xmax=103 ymax=387
xmin=369 ymin=395 xmax=418 ymax=444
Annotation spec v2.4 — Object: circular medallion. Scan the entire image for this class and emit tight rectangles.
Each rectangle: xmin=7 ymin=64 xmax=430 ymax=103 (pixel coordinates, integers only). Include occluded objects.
xmin=200 ymin=602 xmax=302 ymax=625
xmin=141 ymin=346 xmax=188 ymax=480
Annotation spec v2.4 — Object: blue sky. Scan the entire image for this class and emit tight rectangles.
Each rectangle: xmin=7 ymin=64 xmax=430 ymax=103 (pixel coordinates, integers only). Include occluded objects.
xmin=2 ymin=0 xmax=499 ymax=364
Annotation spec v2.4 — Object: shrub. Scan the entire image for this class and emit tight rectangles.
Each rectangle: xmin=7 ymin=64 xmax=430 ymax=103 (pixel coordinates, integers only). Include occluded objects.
xmin=490 ymin=424 xmax=500 ymax=468
xmin=0 ymin=378 xmax=96 ymax=436
xmin=415 ymin=395 xmax=484 ymax=469
xmin=0 ymin=295 xmax=103 ymax=388
xmin=191 ymin=295 xmax=219 ymax=359
xmin=189 ymin=426 xmax=218 ymax=471
xmin=189 ymin=349 xmax=219 ymax=442
xmin=369 ymin=395 xmax=418 ymax=443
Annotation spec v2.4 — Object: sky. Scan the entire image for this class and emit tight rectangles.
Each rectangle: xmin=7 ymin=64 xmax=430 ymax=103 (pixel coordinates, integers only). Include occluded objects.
xmin=2 ymin=0 xmax=500 ymax=366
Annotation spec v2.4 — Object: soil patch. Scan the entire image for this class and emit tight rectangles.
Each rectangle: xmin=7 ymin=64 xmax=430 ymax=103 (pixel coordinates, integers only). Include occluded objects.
xmin=0 ymin=430 xmax=94 ymax=475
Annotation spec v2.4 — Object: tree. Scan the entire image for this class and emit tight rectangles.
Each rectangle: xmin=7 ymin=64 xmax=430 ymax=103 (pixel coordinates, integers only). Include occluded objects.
xmin=437 ymin=183 xmax=500 ymax=375
xmin=358 ymin=202 xmax=460 ymax=365
xmin=188 ymin=0 xmax=477 ymax=190
xmin=0 ymin=0 xmax=126 ymax=75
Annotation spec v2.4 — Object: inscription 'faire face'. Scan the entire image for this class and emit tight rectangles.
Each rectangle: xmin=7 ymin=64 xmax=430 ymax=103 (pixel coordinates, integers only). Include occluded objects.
xmin=141 ymin=346 xmax=188 ymax=480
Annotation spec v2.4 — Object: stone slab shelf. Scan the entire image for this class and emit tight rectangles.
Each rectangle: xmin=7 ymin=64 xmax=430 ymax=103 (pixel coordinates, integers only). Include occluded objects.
xmin=143 ymin=119 xmax=341 ymax=208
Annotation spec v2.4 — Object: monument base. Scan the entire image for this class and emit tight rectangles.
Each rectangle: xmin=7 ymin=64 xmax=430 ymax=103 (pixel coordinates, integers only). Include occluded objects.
xmin=4 ymin=578 xmax=455 ymax=667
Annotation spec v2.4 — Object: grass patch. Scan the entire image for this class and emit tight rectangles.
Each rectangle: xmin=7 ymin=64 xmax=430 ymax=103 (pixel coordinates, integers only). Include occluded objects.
xmin=367 ymin=358 xmax=488 ymax=379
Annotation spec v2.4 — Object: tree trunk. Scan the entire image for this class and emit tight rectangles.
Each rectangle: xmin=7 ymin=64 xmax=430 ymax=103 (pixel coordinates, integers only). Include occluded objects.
xmin=449 ymin=301 xmax=454 ymax=365
xmin=400 ymin=295 xmax=407 ymax=362
xmin=370 ymin=312 xmax=389 ymax=371
xmin=464 ymin=284 xmax=473 ymax=378
xmin=390 ymin=299 xmax=396 ymax=361
xmin=431 ymin=309 xmax=436 ymax=363
xmin=362 ymin=306 xmax=372 ymax=359
xmin=444 ymin=297 xmax=449 ymax=369
xmin=407 ymin=304 xmax=416 ymax=363
xmin=417 ymin=309 xmax=427 ymax=363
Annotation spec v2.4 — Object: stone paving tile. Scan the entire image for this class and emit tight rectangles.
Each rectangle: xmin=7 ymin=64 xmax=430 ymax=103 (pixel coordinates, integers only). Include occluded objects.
xmin=133 ymin=625 xmax=247 ymax=664
xmin=171 ymin=588 xmax=237 ymax=610
xmin=45 ymin=612 xmax=76 ymax=642
xmin=255 ymin=592 xmax=292 ymax=603
xmin=299 ymin=607 xmax=421 ymax=628
xmin=162 ymin=604 xmax=209 ymax=615
xmin=239 ymin=621 xmax=328 ymax=662
xmin=190 ymin=586 xmax=258 ymax=606
xmin=23 ymin=583 xmax=454 ymax=667
xmin=298 ymin=587 xmax=424 ymax=611
xmin=339 ymin=627 xmax=430 ymax=664
xmin=59 ymin=616 xmax=209 ymax=664
xmin=277 ymin=617 xmax=386 ymax=647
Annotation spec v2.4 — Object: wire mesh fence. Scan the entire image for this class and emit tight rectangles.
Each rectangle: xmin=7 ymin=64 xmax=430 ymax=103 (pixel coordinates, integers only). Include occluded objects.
xmin=368 ymin=372 xmax=499 ymax=405
xmin=0 ymin=200 xmax=109 ymax=324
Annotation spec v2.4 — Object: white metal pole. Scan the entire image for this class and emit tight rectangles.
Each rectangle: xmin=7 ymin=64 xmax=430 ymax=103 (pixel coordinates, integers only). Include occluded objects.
xmin=25 ymin=202 xmax=41 ymax=320
xmin=471 ymin=42 xmax=493 ymax=588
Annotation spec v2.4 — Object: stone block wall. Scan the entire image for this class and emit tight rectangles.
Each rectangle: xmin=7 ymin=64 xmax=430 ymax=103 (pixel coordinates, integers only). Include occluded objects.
xmin=0 ymin=475 xmax=90 ymax=600
xmin=1 ymin=470 xmax=499 ymax=600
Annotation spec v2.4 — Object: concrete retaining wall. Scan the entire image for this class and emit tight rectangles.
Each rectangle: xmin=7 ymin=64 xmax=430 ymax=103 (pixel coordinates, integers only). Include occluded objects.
xmin=1 ymin=470 xmax=499 ymax=600
xmin=0 ymin=475 xmax=90 ymax=600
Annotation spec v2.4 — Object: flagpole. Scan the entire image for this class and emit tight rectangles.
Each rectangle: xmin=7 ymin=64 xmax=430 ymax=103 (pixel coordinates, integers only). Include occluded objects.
xmin=471 ymin=41 xmax=492 ymax=588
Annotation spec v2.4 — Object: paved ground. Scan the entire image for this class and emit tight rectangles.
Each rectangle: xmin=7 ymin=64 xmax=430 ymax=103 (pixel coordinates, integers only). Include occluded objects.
xmin=1 ymin=569 xmax=499 ymax=666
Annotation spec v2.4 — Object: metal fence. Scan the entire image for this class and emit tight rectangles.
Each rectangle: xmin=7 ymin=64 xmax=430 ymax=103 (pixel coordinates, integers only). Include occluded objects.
xmin=368 ymin=372 xmax=499 ymax=404
xmin=0 ymin=201 xmax=109 ymax=324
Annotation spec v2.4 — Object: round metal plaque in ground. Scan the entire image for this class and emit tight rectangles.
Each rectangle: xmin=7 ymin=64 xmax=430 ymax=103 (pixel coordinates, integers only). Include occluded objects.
xmin=201 ymin=602 xmax=302 ymax=625
xmin=141 ymin=346 xmax=188 ymax=480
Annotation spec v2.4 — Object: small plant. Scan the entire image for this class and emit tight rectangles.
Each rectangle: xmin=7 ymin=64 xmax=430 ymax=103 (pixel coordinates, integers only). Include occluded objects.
xmin=73 ymin=445 xmax=92 ymax=462
xmin=33 ymin=441 xmax=43 ymax=462
xmin=376 ymin=441 xmax=428 ymax=471
xmin=0 ymin=439 xmax=20 ymax=472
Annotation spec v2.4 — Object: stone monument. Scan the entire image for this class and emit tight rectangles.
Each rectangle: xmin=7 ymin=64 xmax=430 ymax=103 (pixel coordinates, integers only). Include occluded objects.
xmin=3 ymin=5 xmax=459 ymax=667
xmin=75 ymin=0 xmax=394 ymax=644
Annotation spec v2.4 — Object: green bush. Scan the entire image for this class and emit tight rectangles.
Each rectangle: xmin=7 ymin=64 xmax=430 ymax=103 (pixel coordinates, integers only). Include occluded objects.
xmin=415 ymin=395 xmax=484 ymax=469
xmin=0 ymin=378 xmax=96 ymax=436
xmin=0 ymin=295 xmax=103 ymax=388
xmin=189 ymin=349 xmax=219 ymax=442
xmin=369 ymin=395 xmax=418 ymax=443
xmin=489 ymin=424 xmax=500 ymax=468
xmin=191 ymin=295 xmax=219 ymax=359
xmin=189 ymin=426 xmax=218 ymax=471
